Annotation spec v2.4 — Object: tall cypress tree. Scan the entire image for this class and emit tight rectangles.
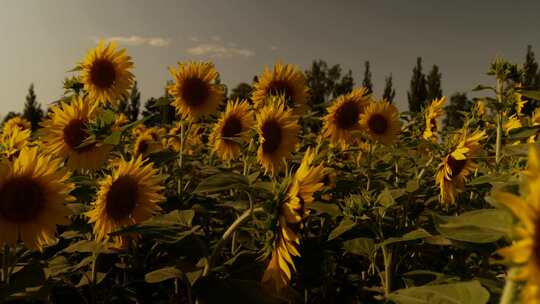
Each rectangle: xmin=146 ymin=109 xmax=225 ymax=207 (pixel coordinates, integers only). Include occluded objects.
xmin=382 ymin=74 xmax=396 ymax=103
xmin=22 ymin=83 xmax=43 ymax=131
xmin=362 ymin=61 xmax=373 ymax=94
xmin=127 ymin=81 xmax=141 ymax=122
xmin=443 ymin=92 xmax=472 ymax=129
xmin=407 ymin=57 xmax=428 ymax=112
xmin=522 ymin=45 xmax=540 ymax=115
xmin=426 ymin=65 xmax=443 ymax=102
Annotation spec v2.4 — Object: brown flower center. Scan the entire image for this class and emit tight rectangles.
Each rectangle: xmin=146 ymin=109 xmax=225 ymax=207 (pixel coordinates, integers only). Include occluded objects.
xmin=335 ymin=101 xmax=361 ymax=130
xmin=0 ymin=177 xmax=44 ymax=222
xmin=90 ymin=59 xmax=116 ymax=89
xmin=181 ymin=78 xmax=210 ymax=107
xmin=447 ymin=156 xmax=467 ymax=178
xmin=367 ymin=114 xmax=389 ymax=135
xmin=105 ymin=175 xmax=139 ymax=221
xmin=136 ymin=140 xmax=149 ymax=155
xmin=221 ymin=115 xmax=243 ymax=140
xmin=261 ymin=119 xmax=282 ymax=154
xmin=268 ymin=80 xmax=294 ymax=106
xmin=429 ymin=118 xmax=437 ymax=131
xmin=63 ymin=119 xmax=94 ymax=151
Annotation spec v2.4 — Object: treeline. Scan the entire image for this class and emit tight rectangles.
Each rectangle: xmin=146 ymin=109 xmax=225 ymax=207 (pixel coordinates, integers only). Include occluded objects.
xmin=6 ymin=45 xmax=540 ymax=129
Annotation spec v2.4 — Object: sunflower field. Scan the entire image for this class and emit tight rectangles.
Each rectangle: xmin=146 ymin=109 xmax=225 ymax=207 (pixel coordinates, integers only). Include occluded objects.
xmin=1 ymin=41 xmax=540 ymax=304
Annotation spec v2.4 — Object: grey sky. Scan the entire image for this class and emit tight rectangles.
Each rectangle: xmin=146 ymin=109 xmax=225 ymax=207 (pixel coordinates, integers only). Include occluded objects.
xmin=1 ymin=0 xmax=539 ymax=114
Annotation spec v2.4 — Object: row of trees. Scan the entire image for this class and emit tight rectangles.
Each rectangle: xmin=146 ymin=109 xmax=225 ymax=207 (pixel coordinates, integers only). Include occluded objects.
xmin=5 ymin=45 xmax=540 ymax=130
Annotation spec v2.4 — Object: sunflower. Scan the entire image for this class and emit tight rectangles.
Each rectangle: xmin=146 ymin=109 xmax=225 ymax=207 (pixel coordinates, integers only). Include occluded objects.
xmin=133 ymin=130 xmax=163 ymax=157
xmin=262 ymin=148 xmax=324 ymax=292
xmin=422 ymin=97 xmax=446 ymax=141
xmin=360 ymin=101 xmax=401 ymax=145
xmin=80 ymin=41 xmax=134 ymax=106
xmin=504 ymin=114 xmax=522 ymax=135
xmin=2 ymin=128 xmax=32 ymax=160
xmin=252 ymin=62 xmax=309 ymax=112
xmin=256 ymin=99 xmax=300 ymax=174
xmin=0 ymin=147 xmax=74 ymax=250
xmin=112 ymin=113 xmax=129 ymax=131
xmin=2 ymin=116 xmax=31 ymax=135
xmin=86 ymin=156 xmax=165 ymax=247
xmin=494 ymin=147 xmax=540 ymax=303
xmin=515 ymin=91 xmax=527 ymax=116
xmin=166 ymin=123 xmax=203 ymax=155
xmin=529 ymin=109 xmax=540 ymax=143
xmin=210 ymin=99 xmax=254 ymax=161
xmin=435 ymin=130 xmax=486 ymax=205
xmin=322 ymin=88 xmax=371 ymax=148
xmin=41 ymin=97 xmax=112 ymax=170
xmin=168 ymin=61 xmax=224 ymax=120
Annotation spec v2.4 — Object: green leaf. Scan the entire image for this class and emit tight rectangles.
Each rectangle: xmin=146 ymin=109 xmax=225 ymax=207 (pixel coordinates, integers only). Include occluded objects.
xmin=194 ymin=172 xmax=250 ymax=194
xmin=507 ymin=126 xmax=540 ymax=139
xmin=103 ymin=131 xmax=122 ymax=145
xmin=379 ymin=228 xmax=432 ymax=247
xmin=328 ymin=217 xmax=356 ymax=241
xmin=435 ymin=209 xmax=512 ymax=243
xmin=471 ymin=84 xmax=495 ymax=92
xmin=377 ymin=188 xmax=395 ymax=208
xmin=343 ymin=237 xmax=375 ymax=258
xmin=388 ymin=280 xmax=489 ymax=304
xmin=309 ymin=202 xmax=340 ymax=218
xmin=154 ymin=97 xmax=172 ymax=107
xmin=519 ymin=89 xmax=540 ymax=100
xmin=468 ymin=174 xmax=513 ymax=185
xmin=406 ymin=180 xmax=419 ymax=193
xmin=99 ymin=109 xmax=116 ymax=125
xmin=145 ymin=267 xmax=183 ymax=283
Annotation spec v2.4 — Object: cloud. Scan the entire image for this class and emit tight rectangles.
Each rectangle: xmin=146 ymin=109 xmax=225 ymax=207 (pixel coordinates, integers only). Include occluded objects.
xmin=186 ymin=43 xmax=255 ymax=58
xmin=270 ymin=45 xmax=279 ymax=51
xmin=91 ymin=35 xmax=171 ymax=47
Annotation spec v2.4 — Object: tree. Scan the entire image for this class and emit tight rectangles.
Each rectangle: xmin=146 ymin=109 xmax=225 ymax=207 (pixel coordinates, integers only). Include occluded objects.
xmin=127 ymin=81 xmax=141 ymax=121
xmin=141 ymin=82 xmax=175 ymax=126
xmin=362 ymin=61 xmax=373 ymax=94
xmin=443 ymin=92 xmax=472 ymax=129
xmin=521 ymin=45 xmax=540 ymax=115
xmin=305 ymin=60 xmax=354 ymax=113
xmin=426 ymin=65 xmax=443 ymax=102
xmin=407 ymin=57 xmax=428 ymax=112
xmin=229 ymin=83 xmax=252 ymax=102
xmin=22 ymin=84 xmax=43 ymax=131
xmin=382 ymin=74 xmax=396 ymax=103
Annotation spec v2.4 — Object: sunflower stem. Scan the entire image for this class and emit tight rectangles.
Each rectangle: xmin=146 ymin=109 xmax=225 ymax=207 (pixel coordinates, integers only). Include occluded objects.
xmin=202 ymin=206 xmax=264 ymax=276
xmin=2 ymin=245 xmax=9 ymax=284
xmin=381 ymin=245 xmax=392 ymax=298
xmin=495 ymin=77 xmax=503 ymax=169
xmin=500 ymin=267 xmax=518 ymax=304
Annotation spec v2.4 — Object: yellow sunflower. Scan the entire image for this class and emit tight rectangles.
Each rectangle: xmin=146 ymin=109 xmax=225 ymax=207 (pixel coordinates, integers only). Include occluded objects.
xmin=474 ymin=100 xmax=487 ymax=117
xmin=80 ymin=41 xmax=134 ymax=106
xmin=168 ymin=61 xmax=224 ymax=120
xmin=41 ymin=97 xmax=112 ymax=170
xmin=133 ymin=130 xmax=163 ymax=157
xmin=262 ymin=148 xmax=324 ymax=292
xmin=252 ymin=62 xmax=309 ymax=113
xmin=112 ymin=113 xmax=129 ymax=131
xmin=166 ymin=123 xmax=203 ymax=155
xmin=322 ymin=88 xmax=371 ymax=148
xmin=2 ymin=128 xmax=32 ymax=160
xmin=422 ymin=97 xmax=446 ymax=141
xmin=529 ymin=109 xmax=540 ymax=143
xmin=0 ymin=147 xmax=74 ymax=250
xmin=86 ymin=156 xmax=165 ymax=247
xmin=435 ymin=130 xmax=486 ymax=205
xmin=494 ymin=147 xmax=540 ymax=303
xmin=256 ymin=99 xmax=300 ymax=174
xmin=209 ymin=99 xmax=254 ymax=161
xmin=360 ymin=101 xmax=401 ymax=145
xmin=2 ymin=116 xmax=31 ymax=135
xmin=504 ymin=114 xmax=522 ymax=135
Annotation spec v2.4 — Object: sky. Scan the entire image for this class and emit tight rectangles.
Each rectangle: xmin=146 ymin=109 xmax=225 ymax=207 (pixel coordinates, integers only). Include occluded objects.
xmin=1 ymin=0 xmax=540 ymax=114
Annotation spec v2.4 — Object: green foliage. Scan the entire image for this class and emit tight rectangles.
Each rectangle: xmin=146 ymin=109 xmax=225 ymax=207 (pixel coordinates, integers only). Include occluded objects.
xmin=426 ymin=65 xmax=443 ymax=102
xmin=22 ymin=83 xmax=43 ymax=131
xmin=408 ymin=57 xmax=428 ymax=112
xmin=362 ymin=61 xmax=373 ymax=95
xmin=383 ymin=74 xmax=396 ymax=103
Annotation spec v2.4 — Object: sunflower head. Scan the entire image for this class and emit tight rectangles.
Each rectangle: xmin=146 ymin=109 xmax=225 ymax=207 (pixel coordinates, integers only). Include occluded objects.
xmin=262 ymin=148 xmax=324 ymax=293
xmin=2 ymin=116 xmax=31 ymax=135
xmin=0 ymin=147 xmax=74 ymax=250
xmin=503 ymin=114 xmax=523 ymax=135
xmin=256 ymin=98 xmax=300 ymax=175
xmin=360 ymin=101 xmax=401 ymax=145
xmin=80 ymin=41 xmax=134 ymax=106
xmin=133 ymin=131 xmax=163 ymax=157
xmin=41 ymin=96 xmax=112 ymax=170
xmin=86 ymin=156 xmax=165 ymax=247
xmin=168 ymin=61 xmax=224 ymax=120
xmin=322 ymin=88 xmax=371 ymax=148
xmin=252 ymin=62 xmax=309 ymax=113
xmin=422 ymin=97 xmax=446 ymax=141
xmin=210 ymin=99 xmax=255 ymax=161
xmin=113 ymin=113 xmax=129 ymax=131
xmin=2 ymin=128 xmax=32 ymax=160
xmin=166 ymin=122 xmax=204 ymax=155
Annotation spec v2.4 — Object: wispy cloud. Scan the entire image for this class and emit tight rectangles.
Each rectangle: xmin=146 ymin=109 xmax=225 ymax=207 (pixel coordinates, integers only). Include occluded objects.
xmin=270 ymin=45 xmax=279 ymax=51
xmin=186 ymin=43 xmax=255 ymax=58
xmin=91 ymin=35 xmax=171 ymax=47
